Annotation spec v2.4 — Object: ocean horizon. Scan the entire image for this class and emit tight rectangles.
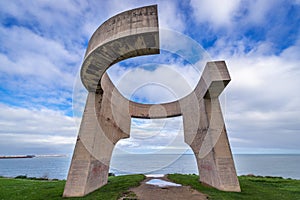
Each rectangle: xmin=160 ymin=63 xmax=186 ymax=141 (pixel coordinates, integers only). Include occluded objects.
xmin=0 ymin=154 xmax=299 ymax=180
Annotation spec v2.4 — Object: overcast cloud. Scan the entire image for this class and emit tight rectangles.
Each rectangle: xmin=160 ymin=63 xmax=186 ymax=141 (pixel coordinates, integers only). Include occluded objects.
xmin=0 ymin=0 xmax=299 ymax=155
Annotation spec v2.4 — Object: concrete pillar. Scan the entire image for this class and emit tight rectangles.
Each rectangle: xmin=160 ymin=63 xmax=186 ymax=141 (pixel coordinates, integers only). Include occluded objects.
xmin=197 ymin=98 xmax=240 ymax=192
xmin=183 ymin=61 xmax=240 ymax=192
xmin=63 ymin=92 xmax=130 ymax=197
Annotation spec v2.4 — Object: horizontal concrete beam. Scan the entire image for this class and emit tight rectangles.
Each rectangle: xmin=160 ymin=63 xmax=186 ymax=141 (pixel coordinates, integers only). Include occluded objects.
xmin=100 ymin=61 xmax=231 ymax=119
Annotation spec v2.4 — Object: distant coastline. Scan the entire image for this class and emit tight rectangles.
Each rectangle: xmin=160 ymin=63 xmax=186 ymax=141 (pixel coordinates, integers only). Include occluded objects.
xmin=0 ymin=154 xmax=68 ymax=159
xmin=0 ymin=155 xmax=35 ymax=159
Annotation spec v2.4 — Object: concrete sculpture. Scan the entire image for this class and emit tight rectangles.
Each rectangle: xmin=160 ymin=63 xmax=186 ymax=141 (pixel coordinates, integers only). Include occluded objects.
xmin=63 ymin=5 xmax=240 ymax=197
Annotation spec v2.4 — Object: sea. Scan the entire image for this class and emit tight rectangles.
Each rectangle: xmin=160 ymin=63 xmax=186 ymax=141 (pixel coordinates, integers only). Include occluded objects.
xmin=0 ymin=154 xmax=299 ymax=180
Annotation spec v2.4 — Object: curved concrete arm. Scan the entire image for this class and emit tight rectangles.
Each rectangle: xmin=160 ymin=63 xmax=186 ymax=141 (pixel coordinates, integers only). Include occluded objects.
xmin=81 ymin=5 xmax=159 ymax=92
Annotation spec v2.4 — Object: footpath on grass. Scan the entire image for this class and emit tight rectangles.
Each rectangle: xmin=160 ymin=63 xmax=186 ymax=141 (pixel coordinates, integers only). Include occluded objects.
xmin=121 ymin=174 xmax=300 ymax=200
xmin=120 ymin=175 xmax=207 ymax=200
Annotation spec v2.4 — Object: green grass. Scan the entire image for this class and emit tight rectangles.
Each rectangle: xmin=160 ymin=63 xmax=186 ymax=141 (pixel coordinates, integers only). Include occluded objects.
xmin=1 ymin=174 xmax=300 ymax=199
xmin=168 ymin=174 xmax=300 ymax=200
xmin=0 ymin=177 xmax=65 ymax=200
xmin=0 ymin=174 xmax=144 ymax=200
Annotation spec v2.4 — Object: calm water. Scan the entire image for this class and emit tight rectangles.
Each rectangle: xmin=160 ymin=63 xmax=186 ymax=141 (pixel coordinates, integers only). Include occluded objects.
xmin=0 ymin=154 xmax=299 ymax=180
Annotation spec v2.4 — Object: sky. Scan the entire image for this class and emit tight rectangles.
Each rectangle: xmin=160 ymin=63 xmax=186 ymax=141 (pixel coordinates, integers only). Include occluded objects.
xmin=0 ymin=0 xmax=299 ymax=156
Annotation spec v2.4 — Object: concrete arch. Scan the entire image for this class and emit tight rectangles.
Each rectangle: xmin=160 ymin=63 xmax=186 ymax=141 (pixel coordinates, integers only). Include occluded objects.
xmin=63 ymin=5 xmax=240 ymax=197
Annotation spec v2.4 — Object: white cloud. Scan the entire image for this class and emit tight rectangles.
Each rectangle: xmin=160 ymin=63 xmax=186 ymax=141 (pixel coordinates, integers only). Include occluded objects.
xmin=0 ymin=103 xmax=78 ymax=135
xmin=115 ymin=116 xmax=191 ymax=154
xmin=158 ymin=1 xmax=185 ymax=31
xmin=1 ymin=133 xmax=75 ymax=145
xmin=190 ymin=0 xmax=241 ymax=27
xmin=0 ymin=103 xmax=78 ymax=154
xmin=108 ymin=64 xmax=199 ymax=103
xmin=242 ymin=0 xmax=271 ymax=24
xmin=0 ymin=26 xmax=80 ymax=88
xmin=0 ymin=0 xmax=90 ymax=42
xmin=211 ymin=39 xmax=300 ymax=153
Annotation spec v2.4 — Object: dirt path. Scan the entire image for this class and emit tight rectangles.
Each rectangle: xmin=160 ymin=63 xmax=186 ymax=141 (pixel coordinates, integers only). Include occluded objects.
xmin=121 ymin=176 xmax=208 ymax=200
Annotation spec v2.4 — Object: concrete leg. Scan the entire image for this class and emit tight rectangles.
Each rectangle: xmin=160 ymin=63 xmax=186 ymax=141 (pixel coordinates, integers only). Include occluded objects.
xmin=197 ymin=98 xmax=240 ymax=192
xmin=63 ymin=92 xmax=129 ymax=197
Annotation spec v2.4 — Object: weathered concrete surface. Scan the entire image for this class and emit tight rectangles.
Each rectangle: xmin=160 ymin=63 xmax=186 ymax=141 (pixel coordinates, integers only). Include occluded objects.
xmin=64 ymin=5 xmax=240 ymax=197
xmin=81 ymin=5 xmax=159 ymax=92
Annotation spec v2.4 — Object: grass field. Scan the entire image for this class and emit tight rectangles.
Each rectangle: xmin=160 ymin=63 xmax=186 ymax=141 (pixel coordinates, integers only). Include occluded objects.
xmin=0 ymin=175 xmax=144 ymax=200
xmin=168 ymin=174 xmax=300 ymax=200
xmin=0 ymin=174 xmax=300 ymax=199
